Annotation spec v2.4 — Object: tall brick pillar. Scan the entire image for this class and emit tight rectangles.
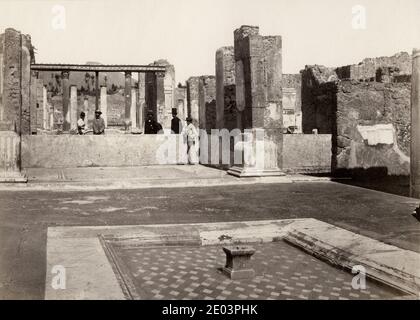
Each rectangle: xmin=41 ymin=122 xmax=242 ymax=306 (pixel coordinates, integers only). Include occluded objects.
xmin=124 ymin=71 xmax=132 ymax=121
xmin=411 ymin=48 xmax=420 ymax=198
xmin=62 ymin=71 xmax=70 ymax=131
xmin=0 ymin=28 xmax=30 ymax=182
xmin=228 ymin=25 xmax=284 ymax=177
xmin=216 ymin=46 xmax=236 ymax=130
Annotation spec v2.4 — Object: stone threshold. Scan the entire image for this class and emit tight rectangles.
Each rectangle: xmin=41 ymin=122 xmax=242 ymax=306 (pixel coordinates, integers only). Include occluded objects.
xmin=0 ymin=175 xmax=337 ymax=192
xmin=45 ymin=219 xmax=419 ymax=300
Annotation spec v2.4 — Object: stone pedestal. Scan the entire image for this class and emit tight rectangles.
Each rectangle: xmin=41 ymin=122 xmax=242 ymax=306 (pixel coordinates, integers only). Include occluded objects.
xmin=222 ymin=246 xmax=255 ymax=280
xmin=411 ymin=48 xmax=420 ymax=198
xmin=228 ymin=128 xmax=285 ymax=177
xmin=70 ymin=85 xmax=77 ymax=131
xmin=0 ymin=131 xmax=27 ymax=182
xmin=100 ymin=86 xmax=107 ymax=128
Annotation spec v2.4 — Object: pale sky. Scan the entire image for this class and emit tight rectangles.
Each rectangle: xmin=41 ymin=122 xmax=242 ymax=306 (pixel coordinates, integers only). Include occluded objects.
xmin=1 ymin=0 xmax=419 ymax=83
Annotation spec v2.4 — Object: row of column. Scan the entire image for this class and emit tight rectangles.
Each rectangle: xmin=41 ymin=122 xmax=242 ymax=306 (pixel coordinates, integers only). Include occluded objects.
xmin=53 ymin=71 xmax=151 ymax=132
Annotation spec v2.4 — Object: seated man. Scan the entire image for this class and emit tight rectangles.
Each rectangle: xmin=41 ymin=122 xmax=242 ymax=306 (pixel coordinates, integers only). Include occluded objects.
xmin=77 ymin=112 xmax=87 ymax=135
xmin=92 ymin=110 xmax=105 ymax=135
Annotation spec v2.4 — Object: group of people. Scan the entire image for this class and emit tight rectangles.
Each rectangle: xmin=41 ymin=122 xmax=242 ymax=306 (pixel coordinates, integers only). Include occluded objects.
xmin=76 ymin=108 xmax=199 ymax=164
xmin=77 ymin=110 xmax=105 ymax=135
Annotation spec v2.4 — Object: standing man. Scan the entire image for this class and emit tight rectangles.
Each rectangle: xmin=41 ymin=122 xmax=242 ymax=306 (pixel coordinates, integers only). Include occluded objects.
xmin=171 ymin=108 xmax=182 ymax=134
xmin=77 ymin=112 xmax=87 ymax=135
xmin=92 ymin=110 xmax=105 ymax=135
xmin=183 ymin=116 xmax=199 ymax=164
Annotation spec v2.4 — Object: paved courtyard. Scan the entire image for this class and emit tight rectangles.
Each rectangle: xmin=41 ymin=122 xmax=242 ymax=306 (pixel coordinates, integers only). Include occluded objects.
xmin=111 ymin=242 xmax=403 ymax=300
xmin=0 ymin=179 xmax=419 ymax=299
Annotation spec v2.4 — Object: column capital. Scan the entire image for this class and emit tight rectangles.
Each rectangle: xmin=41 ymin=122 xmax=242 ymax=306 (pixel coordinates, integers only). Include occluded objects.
xmin=156 ymin=71 xmax=165 ymax=78
xmin=125 ymin=71 xmax=132 ymax=77
xmin=61 ymin=71 xmax=70 ymax=79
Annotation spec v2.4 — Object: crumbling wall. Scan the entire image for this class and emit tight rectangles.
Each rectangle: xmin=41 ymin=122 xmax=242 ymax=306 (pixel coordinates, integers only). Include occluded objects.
xmin=301 ymin=52 xmax=412 ymax=176
xmin=301 ymin=65 xmax=338 ymax=134
xmin=336 ymin=52 xmax=412 ymax=82
xmin=334 ymin=80 xmax=410 ymax=175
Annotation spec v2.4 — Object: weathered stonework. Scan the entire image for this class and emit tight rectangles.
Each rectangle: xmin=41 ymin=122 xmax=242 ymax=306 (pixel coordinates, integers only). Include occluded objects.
xmin=410 ymin=49 xmax=420 ymax=198
xmin=20 ymin=34 xmax=32 ymax=135
xmin=0 ymin=28 xmax=33 ymax=181
xmin=2 ymin=28 xmax=22 ymax=132
xmin=228 ymin=25 xmax=284 ymax=177
xmin=147 ymin=60 xmax=175 ymax=129
xmin=336 ymin=52 xmax=412 ymax=83
xmin=216 ymin=46 xmax=236 ymax=131
xmin=281 ymin=74 xmax=302 ymax=133
xmin=198 ymin=75 xmax=216 ymax=133
xmin=187 ymin=76 xmax=200 ymax=127
xmin=302 ymin=53 xmax=413 ymax=176
xmin=174 ymin=86 xmax=187 ymax=122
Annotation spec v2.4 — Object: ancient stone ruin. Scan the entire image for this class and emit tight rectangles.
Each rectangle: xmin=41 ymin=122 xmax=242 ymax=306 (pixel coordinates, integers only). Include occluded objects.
xmin=0 ymin=25 xmax=418 ymax=183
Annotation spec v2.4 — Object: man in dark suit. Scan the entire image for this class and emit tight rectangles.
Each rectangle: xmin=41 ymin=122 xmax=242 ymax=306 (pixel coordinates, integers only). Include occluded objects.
xmin=171 ymin=108 xmax=182 ymax=134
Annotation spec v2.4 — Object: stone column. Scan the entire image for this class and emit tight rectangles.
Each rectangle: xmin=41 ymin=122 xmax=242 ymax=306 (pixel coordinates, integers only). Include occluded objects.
xmin=125 ymin=71 xmax=132 ymax=121
xmin=0 ymin=28 xmax=27 ymax=182
xmin=156 ymin=71 xmax=165 ymax=127
xmin=198 ymin=76 xmax=216 ymax=133
xmin=100 ymin=86 xmax=107 ymax=127
xmin=42 ymin=86 xmax=48 ymax=130
xmin=411 ymin=48 xmax=420 ymax=198
xmin=131 ymin=87 xmax=136 ymax=129
xmin=228 ymin=25 xmax=284 ymax=177
xmin=70 ymin=85 xmax=77 ymax=131
xmin=0 ymin=34 xmax=4 ymax=123
xmin=187 ymin=77 xmax=200 ymax=128
xmin=83 ymin=97 xmax=89 ymax=129
xmin=62 ymin=71 xmax=70 ymax=131
xmin=95 ymin=71 xmax=99 ymax=111
xmin=216 ymin=46 xmax=236 ymax=130
xmin=20 ymin=34 xmax=31 ymax=135
xmin=30 ymin=71 xmax=38 ymax=134
xmin=138 ymin=73 xmax=145 ymax=131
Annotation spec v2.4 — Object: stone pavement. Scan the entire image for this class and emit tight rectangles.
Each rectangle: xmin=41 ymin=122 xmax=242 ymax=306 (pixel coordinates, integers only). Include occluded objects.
xmin=1 ymin=181 xmax=419 ymax=299
xmin=112 ymin=243 xmax=403 ymax=300
xmin=45 ymin=219 xmax=419 ymax=299
xmin=0 ymin=165 xmax=333 ymax=191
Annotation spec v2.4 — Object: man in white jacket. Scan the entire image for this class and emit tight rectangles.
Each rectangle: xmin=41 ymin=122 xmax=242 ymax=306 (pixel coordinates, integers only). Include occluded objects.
xmin=183 ymin=116 xmax=199 ymax=165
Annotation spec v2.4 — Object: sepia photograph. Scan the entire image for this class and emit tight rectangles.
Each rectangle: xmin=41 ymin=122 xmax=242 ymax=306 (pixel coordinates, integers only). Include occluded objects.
xmin=0 ymin=0 xmax=419 ymax=310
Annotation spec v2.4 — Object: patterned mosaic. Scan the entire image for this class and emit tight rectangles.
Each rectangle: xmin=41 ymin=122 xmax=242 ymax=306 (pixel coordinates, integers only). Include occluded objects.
xmin=110 ymin=242 xmax=404 ymax=300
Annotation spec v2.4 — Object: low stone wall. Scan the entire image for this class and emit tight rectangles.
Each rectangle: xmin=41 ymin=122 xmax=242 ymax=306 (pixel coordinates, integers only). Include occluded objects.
xmin=199 ymin=132 xmax=332 ymax=173
xmin=283 ymin=134 xmax=332 ymax=173
xmin=22 ymin=134 xmax=185 ymax=168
